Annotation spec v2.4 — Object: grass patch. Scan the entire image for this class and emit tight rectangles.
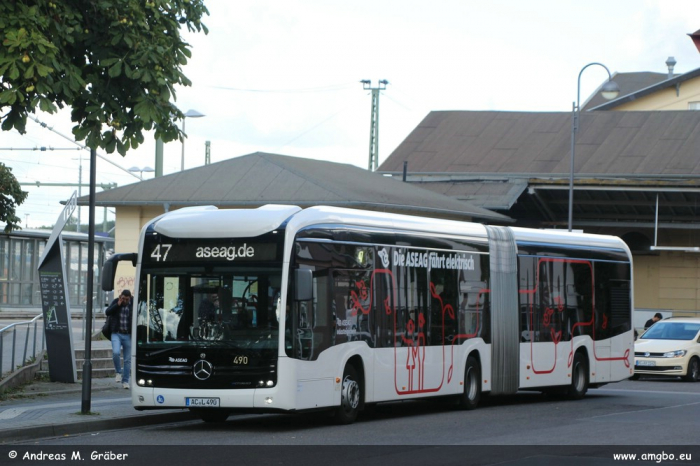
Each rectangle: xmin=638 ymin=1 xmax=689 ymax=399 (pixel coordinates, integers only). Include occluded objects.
xmin=0 ymin=380 xmax=32 ymax=402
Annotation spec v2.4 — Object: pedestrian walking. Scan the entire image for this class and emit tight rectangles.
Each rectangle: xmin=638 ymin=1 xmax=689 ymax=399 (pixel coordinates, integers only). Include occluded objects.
xmin=105 ymin=289 xmax=133 ymax=389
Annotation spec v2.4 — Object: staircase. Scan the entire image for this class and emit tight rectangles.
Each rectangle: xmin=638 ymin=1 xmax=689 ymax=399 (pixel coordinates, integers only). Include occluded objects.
xmin=39 ymin=340 xmax=116 ymax=380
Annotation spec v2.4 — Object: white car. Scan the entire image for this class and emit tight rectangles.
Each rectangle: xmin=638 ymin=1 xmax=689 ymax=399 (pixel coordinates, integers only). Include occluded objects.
xmin=633 ymin=317 xmax=700 ymax=382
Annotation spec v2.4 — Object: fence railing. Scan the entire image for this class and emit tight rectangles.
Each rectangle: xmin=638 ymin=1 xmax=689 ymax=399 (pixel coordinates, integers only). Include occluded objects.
xmin=0 ymin=314 xmax=45 ymax=380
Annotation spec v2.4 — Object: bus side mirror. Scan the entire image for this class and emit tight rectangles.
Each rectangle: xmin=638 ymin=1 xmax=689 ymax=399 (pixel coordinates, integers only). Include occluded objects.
xmin=101 ymin=260 xmax=116 ymax=291
xmin=101 ymin=253 xmax=138 ymax=291
xmin=294 ymin=269 xmax=313 ymax=301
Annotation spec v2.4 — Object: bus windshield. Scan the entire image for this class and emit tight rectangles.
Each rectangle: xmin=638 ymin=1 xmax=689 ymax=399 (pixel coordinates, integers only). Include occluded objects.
xmin=136 ymin=267 xmax=282 ymax=351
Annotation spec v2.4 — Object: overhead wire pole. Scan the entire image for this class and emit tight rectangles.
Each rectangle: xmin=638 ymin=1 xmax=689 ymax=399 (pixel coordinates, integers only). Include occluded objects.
xmin=361 ymin=79 xmax=389 ymax=171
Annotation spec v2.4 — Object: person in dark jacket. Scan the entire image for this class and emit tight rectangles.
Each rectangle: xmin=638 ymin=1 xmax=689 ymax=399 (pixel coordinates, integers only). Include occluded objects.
xmin=644 ymin=312 xmax=663 ymax=329
xmin=105 ymin=289 xmax=133 ymax=389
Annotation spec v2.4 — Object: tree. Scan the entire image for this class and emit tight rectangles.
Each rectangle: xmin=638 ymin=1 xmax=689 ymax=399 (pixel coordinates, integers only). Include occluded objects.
xmin=0 ymin=0 xmax=209 ymax=155
xmin=0 ymin=162 xmax=28 ymax=232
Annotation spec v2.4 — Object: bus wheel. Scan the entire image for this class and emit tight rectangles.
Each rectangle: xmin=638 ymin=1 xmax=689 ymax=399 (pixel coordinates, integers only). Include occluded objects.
xmin=457 ymin=356 xmax=481 ymax=410
xmin=566 ymin=352 xmax=589 ymax=400
xmin=190 ymin=408 xmax=230 ymax=423
xmin=683 ymin=357 xmax=699 ymax=382
xmin=335 ymin=365 xmax=361 ymax=424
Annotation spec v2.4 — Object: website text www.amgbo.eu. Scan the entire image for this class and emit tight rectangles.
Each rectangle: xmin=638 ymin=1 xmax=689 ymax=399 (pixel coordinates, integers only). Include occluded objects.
xmin=613 ymin=451 xmax=692 ymax=463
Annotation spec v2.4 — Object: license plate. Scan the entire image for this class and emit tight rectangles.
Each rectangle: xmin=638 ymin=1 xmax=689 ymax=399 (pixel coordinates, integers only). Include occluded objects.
xmin=635 ymin=360 xmax=655 ymax=367
xmin=186 ymin=397 xmax=220 ymax=407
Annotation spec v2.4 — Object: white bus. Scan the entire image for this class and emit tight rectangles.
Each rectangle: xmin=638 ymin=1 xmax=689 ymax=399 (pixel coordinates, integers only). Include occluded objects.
xmin=102 ymin=205 xmax=634 ymax=423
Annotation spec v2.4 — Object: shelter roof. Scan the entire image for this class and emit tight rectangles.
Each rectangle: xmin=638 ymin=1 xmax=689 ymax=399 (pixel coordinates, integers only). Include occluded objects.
xmin=77 ymin=152 xmax=508 ymax=222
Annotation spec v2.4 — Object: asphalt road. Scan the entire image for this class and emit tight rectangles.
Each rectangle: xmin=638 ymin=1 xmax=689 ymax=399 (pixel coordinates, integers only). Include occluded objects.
xmin=11 ymin=378 xmax=700 ymax=446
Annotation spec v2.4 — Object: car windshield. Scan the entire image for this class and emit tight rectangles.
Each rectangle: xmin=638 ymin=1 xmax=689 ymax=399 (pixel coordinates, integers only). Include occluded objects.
xmin=641 ymin=322 xmax=700 ymax=341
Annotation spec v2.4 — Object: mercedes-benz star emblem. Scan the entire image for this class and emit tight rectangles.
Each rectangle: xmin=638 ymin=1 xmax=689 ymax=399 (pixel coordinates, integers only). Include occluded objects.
xmin=193 ymin=360 xmax=213 ymax=380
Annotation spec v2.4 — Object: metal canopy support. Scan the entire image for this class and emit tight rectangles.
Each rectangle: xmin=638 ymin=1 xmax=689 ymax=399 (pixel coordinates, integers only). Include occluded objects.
xmin=650 ymin=193 xmax=700 ymax=252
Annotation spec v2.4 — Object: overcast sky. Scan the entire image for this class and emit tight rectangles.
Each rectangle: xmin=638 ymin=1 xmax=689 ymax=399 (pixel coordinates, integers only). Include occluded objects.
xmin=3 ymin=0 xmax=700 ymax=228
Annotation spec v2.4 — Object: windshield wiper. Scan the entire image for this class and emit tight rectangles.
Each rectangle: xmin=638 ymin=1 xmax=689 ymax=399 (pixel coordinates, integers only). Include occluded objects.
xmin=144 ymin=346 xmax=186 ymax=358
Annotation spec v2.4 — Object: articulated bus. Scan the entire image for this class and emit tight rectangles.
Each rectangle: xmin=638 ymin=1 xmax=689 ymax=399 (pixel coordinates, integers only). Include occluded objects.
xmin=102 ymin=205 xmax=634 ymax=423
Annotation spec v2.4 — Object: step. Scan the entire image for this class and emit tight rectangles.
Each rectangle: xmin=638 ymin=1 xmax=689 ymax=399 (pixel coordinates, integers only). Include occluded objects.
xmin=39 ymin=362 xmax=117 ymax=380
xmin=75 ymin=348 xmax=113 ymax=360
xmin=39 ymin=343 xmax=119 ymax=380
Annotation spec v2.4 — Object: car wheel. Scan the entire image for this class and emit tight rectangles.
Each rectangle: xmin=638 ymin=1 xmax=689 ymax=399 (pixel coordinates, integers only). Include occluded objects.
xmin=683 ymin=357 xmax=700 ymax=382
xmin=456 ymin=356 xmax=481 ymax=410
xmin=335 ymin=364 xmax=361 ymax=424
xmin=566 ymin=352 xmax=589 ymax=400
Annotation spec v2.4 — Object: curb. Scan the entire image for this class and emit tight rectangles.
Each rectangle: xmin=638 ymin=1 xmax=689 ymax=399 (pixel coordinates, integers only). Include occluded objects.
xmin=1 ymin=410 xmax=197 ymax=444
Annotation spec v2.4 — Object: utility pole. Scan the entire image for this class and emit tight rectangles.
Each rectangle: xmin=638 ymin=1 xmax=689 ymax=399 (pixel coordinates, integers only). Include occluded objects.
xmin=361 ymin=79 xmax=389 ymax=171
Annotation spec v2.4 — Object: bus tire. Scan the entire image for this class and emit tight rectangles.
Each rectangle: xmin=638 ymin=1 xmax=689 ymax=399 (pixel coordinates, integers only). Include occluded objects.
xmin=566 ymin=352 xmax=589 ymax=400
xmin=190 ymin=408 xmax=230 ymax=423
xmin=683 ymin=357 xmax=699 ymax=382
xmin=457 ymin=356 xmax=481 ymax=410
xmin=335 ymin=364 xmax=361 ymax=424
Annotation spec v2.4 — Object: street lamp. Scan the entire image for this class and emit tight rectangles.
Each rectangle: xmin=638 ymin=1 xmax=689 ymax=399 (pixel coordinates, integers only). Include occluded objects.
xmin=568 ymin=63 xmax=620 ymax=232
xmin=181 ymin=109 xmax=205 ymax=171
xmin=128 ymin=166 xmax=155 ymax=180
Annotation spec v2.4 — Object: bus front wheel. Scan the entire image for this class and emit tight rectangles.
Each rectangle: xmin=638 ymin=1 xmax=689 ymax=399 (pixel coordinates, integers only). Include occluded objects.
xmin=457 ymin=356 xmax=481 ymax=410
xmin=335 ymin=365 xmax=361 ymax=424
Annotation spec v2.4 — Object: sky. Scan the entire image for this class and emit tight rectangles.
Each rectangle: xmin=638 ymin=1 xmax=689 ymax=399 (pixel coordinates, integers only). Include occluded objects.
xmin=2 ymin=0 xmax=700 ymax=229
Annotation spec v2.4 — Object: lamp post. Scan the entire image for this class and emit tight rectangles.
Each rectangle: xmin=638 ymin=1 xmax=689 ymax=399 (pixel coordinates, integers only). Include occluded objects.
xmin=181 ymin=109 xmax=205 ymax=171
xmin=568 ymin=63 xmax=620 ymax=232
xmin=128 ymin=166 xmax=155 ymax=180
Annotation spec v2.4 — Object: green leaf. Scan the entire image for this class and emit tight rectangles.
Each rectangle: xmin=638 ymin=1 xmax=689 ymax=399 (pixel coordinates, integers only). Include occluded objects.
xmin=108 ymin=61 xmax=122 ymax=78
xmin=38 ymin=97 xmax=56 ymax=113
xmin=8 ymin=63 xmax=19 ymax=80
xmin=0 ymin=90 xmax=16 ymax=104
xmin=23 ymin=63 xmax=34 ymax=79
xmin=35 ymin=63 xmax=53 ymax=77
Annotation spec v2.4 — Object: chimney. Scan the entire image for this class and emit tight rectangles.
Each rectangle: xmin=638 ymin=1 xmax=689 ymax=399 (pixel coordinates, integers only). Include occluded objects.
xmin=666 ymin=56 xmax=676 ymax=79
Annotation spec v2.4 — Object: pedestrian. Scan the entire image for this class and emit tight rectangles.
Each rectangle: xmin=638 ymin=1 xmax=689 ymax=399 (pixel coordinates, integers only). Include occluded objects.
xmin=644 ymin=312 xmax=663 ymax=329
xmin=105 ymin=289 xmax=133 ymax=389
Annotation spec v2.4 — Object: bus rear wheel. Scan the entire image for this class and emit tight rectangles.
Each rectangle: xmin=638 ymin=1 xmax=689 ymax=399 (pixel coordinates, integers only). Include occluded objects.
xmin=457 ymin=356 xmax=481 ymax=410
xmin=190 ymin=408 xmax=231 ymax=423
xmin=335 ymin=365 xmax=361 ymax=424
xmin=566 ymin=352 xmax=589 ymax=400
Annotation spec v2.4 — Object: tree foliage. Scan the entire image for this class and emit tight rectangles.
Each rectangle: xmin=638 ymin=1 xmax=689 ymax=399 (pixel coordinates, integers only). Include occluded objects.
xmin=0 ymin=163 xmax=28 ymax=232
xmin=0 ymin=0 xmax=209 ymax=155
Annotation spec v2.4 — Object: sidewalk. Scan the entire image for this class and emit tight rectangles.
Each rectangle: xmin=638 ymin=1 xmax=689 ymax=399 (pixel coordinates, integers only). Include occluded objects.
xmin=0 ymin=359 xmax=196 ymax=444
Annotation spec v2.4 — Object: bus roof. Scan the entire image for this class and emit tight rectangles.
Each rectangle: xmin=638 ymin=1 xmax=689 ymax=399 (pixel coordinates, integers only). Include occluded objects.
xmin=145 ymin=205 xmax=631 ymax=257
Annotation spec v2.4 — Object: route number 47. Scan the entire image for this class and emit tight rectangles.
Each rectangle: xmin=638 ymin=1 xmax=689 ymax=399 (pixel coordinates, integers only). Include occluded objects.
xmin=151 ymin=244 xmax=172 ymax=262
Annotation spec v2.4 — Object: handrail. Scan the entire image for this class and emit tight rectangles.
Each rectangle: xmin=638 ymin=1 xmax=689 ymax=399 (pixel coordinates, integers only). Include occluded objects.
xmin=0 ymin=314 xmax=45 ymax=380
